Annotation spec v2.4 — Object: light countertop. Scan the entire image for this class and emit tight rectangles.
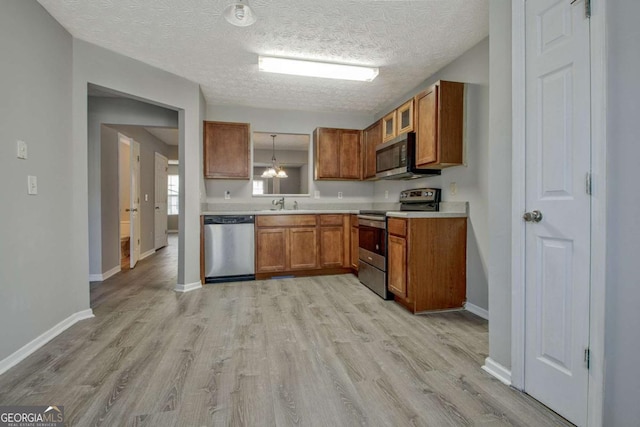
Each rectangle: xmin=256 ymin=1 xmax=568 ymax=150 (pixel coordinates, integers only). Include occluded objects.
xmin=201 ymin=202 xmax=468 ymax=218
xmin=200 ymin=209 xmax=360 ymax=216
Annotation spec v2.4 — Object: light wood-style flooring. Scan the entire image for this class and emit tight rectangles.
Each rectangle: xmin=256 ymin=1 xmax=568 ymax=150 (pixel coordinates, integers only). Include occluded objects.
xmin=0 ymin=236 xmax=571 ymax=426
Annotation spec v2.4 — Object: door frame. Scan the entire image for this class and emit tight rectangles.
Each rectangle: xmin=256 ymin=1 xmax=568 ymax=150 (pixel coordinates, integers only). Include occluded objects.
xmin=510 ymin=1 xmax=607 ymax=426
xmin=154 ymin=151 xmax=169 ymax=250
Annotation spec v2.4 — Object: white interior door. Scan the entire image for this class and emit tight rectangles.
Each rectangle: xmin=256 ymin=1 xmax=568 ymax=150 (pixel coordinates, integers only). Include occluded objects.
xmin=154 ymin=152 xmax=168 ymax=250
xmin=130 ymin=140 xmax=141 ymax=269
xmin=524 ymin=0 xmax=591 ymax=425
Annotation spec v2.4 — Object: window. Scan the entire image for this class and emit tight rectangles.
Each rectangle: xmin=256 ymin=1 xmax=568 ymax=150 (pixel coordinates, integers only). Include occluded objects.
xmin=253 ymin=179 xmax=265 ymax=195
xmin=168 ymin=175 xmax=179 ymax=215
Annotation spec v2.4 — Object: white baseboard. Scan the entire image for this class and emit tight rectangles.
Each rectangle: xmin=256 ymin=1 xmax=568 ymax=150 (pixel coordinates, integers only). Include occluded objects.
xmin=140 ymin=249 xmax=156 ymax=260
xmin=0 ymin=309 xmax=94 ymax=376
xmin=88 ymin=265 xmax=121 ymax=282
xmin=174 ymin=281 xmax=202 ymax=293
xmin=482 ymin=357 xmax=512 ymax=386
xmin=465 ymin=302 xmax=489 ymax=320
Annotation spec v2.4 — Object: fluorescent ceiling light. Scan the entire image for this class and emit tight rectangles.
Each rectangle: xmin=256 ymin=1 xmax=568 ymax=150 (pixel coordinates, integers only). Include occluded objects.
xmin=258 ymin=56 xmax=379 ymax=82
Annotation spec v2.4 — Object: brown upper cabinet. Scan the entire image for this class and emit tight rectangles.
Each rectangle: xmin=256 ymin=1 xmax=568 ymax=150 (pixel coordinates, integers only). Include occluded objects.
xmin=414 ymin=80 xmax=464 ymax=168
xmin=396 ymin=99 xmax=414 ymax=135
xmin=203 ymin=121 xmax=250 ymax=179
xmin=382 ymin=99 xmax=414 ymax=145
xmin=382 ymin=110 xmax=396 ymax=143
xmin=314 ymin=128 xmax=361 ymax=180
xmin=362 ymin=120 xmax=382 ymax=180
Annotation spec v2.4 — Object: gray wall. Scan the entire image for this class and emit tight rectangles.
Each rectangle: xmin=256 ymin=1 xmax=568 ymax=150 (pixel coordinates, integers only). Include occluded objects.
xmin=604 ymin=0 xmax=640 ymax=424
xmin=371 ymin=38 xmax=490 ymax=311
xmin=100 ymin=124 xmax=174 ymax=269
xmin=88 ymin=97 xmax=178 ymax=275
xmin=487 ymin=0 xmax=512 ymax=369
xmin=0 ymin=1 xmax=89 ymax=360
xmin=205 ymin=106 xmax=375 ymax=206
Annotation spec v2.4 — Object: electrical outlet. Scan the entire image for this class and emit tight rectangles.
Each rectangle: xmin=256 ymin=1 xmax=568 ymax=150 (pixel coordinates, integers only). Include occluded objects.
xmin=27 ymin=175 xmax=37 ymax=195
xmin=314 ymin=190 xmax=320 ymax=199
xmin=17 ymin=140 xmax=28 ymax=159
xmin=224 ymin=190 xmax=231 ymax=200
xmin=338 ymin=192 xmax=343 ymax=199
xmin=384 ymin=190 xmax=389 ymax=199
xmin=450 ymin=182 xmax=457 ymax=196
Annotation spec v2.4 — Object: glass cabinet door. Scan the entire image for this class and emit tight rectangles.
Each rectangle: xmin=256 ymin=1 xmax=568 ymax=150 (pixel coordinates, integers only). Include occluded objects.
xmin=382 ymin=110 xmax=396 ymax=142
xmin=397 ymin=99 xmax=414 ymax=135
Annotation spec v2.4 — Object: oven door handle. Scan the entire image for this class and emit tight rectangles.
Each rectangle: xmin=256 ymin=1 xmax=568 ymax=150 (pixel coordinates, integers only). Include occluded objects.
xmin=358 ymin=216 xmax=387 ymax=229
xmin=358 ymin=215 xmax=386 ymax=221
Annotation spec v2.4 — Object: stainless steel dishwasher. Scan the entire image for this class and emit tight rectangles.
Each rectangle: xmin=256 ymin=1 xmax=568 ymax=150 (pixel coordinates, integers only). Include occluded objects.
xmin=203 ymin=215 xmax=255 ymax=283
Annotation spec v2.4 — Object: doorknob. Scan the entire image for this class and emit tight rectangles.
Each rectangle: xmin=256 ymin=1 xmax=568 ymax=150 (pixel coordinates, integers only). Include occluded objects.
xmin=523 ymin=210 xmax=543 ymax=223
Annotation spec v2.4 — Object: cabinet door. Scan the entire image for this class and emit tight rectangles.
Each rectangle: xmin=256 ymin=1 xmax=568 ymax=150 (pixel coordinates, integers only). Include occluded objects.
xmin=382 ymin=111 xmax=396 ymax=142
xmin=350 ymin=226 xmax=359 ymax=270
xmin=203 ymin=121 xmax=250 ymax=179
xmin=397 ymin=99 xmax=414 ymax=135
xmin=362 ymin=120 xmax=382 ymax=180
xmin=415 ymin=85 xmax=439 ymax=167
xmin=320 ymin=226 xmax=345 ymax=268
xmin=256 ymin=228 xmax=287 ymax=272
xmin=289 ymin=227 xmax=318 ymax=270
xmin=339 ymin=130 xmax=361 ymax=179
xmin=314 ymin=128 xmax=340 ymax=179
xmin=388 ymin=235 xmax=407 ymax=297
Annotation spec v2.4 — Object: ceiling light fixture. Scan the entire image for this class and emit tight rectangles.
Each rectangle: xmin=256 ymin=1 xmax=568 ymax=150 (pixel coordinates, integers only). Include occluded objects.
xmin=258 ymin=56 xmax=379 ymax=82
xmin=224 ymin=0 xmax=256 ymax=27
xmin=261 ymin=135 xmax=288 ymax=179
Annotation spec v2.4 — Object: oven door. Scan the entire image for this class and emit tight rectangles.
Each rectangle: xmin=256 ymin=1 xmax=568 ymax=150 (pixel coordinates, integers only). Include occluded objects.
xmin=358 ymin=218 xmax=386 ymax=271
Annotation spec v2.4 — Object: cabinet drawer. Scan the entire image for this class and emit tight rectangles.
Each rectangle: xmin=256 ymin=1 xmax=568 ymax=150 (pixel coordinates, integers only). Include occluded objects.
xmin=319 ymin=214 xmax=344 ymax=226
xmin=256 ymin=215 xmax=317 ymax=228
xmin=387 ymin=218 xmax=407 ymax=237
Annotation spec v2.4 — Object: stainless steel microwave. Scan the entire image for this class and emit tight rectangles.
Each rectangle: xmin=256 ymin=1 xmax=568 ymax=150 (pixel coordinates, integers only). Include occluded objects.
xmin=375 ymin=132 xmax=441 ymax=180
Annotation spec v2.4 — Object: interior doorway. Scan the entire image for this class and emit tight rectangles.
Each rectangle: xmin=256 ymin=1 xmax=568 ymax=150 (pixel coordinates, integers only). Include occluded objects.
xmin=118 ymin=133 xmax=141 ymax=270
xmin=87 ymin=83 xmax=181 ymax=283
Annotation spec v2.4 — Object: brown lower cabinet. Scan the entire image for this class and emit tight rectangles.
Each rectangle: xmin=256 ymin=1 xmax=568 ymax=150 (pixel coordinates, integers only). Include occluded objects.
xmin=387 ymin=216 xmax=467 ymax=313
xmin=255 ymin=214 xmax=352 ymax=279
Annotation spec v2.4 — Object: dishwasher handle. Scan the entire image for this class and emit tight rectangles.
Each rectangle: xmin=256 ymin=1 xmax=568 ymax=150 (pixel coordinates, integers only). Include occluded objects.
xmin=203 ymin=215 xmax=254 ymax=225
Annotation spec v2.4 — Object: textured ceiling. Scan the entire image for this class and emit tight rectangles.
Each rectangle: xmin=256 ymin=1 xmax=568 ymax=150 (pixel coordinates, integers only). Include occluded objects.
xmin=38 ymin=0 xmax=489 ymax=114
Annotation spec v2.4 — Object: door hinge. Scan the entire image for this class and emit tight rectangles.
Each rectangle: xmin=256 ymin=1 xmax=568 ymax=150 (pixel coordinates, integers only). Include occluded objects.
xmin=571 ymin=0 xmax=591 ymax=18
xmin=584 ymin=347 xmax=591 ymax=370
xmin=586 ymin=172 xmax=592 ymax=195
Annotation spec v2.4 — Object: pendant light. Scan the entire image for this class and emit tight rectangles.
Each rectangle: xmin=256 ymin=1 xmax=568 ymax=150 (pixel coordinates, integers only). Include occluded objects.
xmin=261 ymin=135 xmax=287 ymax=178
xmin=224 ymin=0 xmax=257 ymax=27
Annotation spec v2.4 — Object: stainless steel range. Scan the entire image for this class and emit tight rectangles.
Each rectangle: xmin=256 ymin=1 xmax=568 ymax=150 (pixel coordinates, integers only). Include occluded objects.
xmin=357 ymin=188 xmax=441 ymax=299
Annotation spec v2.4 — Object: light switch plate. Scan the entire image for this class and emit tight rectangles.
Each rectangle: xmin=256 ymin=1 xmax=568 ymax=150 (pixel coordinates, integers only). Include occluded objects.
xmin=314 ymin=190 xmax=320 ymax=199
xmin=27 ymin=175 xmax=37 ymax=195
xmin=144 ymin=194 xmax=148 ymax=202
xmin=17 ymin=140 xmax=28 ymax=159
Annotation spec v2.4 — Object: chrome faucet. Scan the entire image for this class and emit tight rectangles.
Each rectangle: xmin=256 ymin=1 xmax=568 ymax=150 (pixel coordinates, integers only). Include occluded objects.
xmin=272 ymin=197 xmax=285 ymax=210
